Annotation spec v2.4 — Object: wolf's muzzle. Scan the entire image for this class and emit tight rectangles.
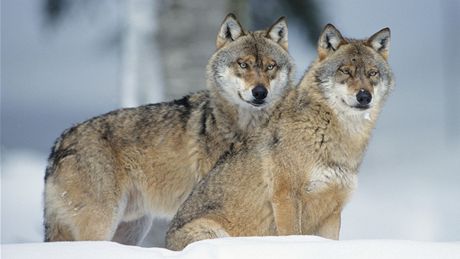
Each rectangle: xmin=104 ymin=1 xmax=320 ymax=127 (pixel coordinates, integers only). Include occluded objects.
xmin=252 ymin=85 xmax=268 ymax=101
xmin=356 ymin=89 xmax=372 ymax=106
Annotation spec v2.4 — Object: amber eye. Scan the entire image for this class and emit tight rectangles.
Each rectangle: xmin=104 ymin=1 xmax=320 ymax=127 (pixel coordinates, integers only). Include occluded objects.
xmin=267 ymin=63 xmax=276 ymax=70
xmin=239 ymin=62 xmax=248 ymax=69
xmin=339 ymin=67 xmax=351 ymax=75
xmin=368 ymin=70 xmax=379 ymax=77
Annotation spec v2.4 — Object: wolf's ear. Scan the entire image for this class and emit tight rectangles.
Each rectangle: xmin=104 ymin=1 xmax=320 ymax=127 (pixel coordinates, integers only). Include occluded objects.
xmin=318 ymin=24 xmax=346 ymax=60
xmin=367 ymin=28 xmax=391 ymax=60
xmin=266 ymin=17 xmax=288 ymax=50
xmin=216 ymin=13 xmax=245 ymax=49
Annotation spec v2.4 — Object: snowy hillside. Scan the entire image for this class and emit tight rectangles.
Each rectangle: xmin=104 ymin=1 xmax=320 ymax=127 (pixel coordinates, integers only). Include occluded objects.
xmin=3 ymin=236 xmax=460 ymax=259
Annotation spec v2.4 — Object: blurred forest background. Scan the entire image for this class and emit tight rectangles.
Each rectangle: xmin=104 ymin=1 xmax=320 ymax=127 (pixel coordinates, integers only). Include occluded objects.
xmin=2 ymin=0 xmax=460 ymax=246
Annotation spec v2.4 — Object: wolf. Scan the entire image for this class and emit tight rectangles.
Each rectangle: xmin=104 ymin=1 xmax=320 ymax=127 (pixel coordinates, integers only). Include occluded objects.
xmin=165 ymin=24 xmax=394 ymax=250
xmin=43 ymin=14 xmax=295 ymax=245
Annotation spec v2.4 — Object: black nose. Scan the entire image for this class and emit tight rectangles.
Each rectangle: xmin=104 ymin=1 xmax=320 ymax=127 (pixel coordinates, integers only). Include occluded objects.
xmin=356 ymin=89 xmax=372 ymax=106
xmin=252 ymin=85 xmax=268 ymax=100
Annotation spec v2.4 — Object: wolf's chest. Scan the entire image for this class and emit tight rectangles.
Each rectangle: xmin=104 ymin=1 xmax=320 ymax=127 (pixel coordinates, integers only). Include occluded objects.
xmin=297 ymin=166 xmax=357 ymax=232
xmin=304 ymin=166 xmax=357 ymax=194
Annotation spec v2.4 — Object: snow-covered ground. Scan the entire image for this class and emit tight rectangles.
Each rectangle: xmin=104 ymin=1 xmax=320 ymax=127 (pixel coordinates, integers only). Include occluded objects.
xmin=3 ymin=236 xmax=460 ymax=259
xmin=1 ymin=149 xmax=47 ymax=243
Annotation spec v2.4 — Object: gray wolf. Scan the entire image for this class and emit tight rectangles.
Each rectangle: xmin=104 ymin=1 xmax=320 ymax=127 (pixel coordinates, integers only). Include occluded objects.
xmin=43 ymin=14 xmax=295 ymax=245
xmin=165 ymin=24 xmax=394 ymax=250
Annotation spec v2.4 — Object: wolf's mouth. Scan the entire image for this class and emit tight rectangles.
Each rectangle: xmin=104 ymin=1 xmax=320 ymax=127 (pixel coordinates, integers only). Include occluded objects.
xmin=238 ymin=92 xmax=266 ymax=107
xmin=251 ymin=99 xmax=266 ymax=106
xmin=342 ymin=99 xmax=370 ymax=110
xmin=353 ymin=104 xmax=370 ymax=110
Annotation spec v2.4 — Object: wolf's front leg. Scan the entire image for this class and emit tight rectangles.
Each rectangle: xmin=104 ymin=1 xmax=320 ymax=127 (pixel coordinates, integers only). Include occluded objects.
xmin=272 ymin=197 xmax=301 ymax=235
xmin=112 ymin=215 xmax=153 ymax=245
xmin=165 ymin=217 xmax=229 ymax=251
xmin=315 ymin=212 xmax=341 ymax=240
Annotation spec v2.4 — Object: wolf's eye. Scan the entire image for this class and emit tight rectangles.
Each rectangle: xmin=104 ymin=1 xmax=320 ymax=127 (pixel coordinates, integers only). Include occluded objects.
xmin=339 ymin=67 xmax=351 ymax=75
xmin=368 ymin=70 xmax=379 ymax=77
xmin=267 ymin=63 xmax=276 ymax=70
xmin=239 ymin=62 xmax=248 ymax=69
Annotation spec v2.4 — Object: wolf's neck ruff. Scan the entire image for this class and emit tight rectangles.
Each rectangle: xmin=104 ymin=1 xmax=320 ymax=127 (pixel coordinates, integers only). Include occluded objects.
xmin=296 ymin=74 xmax=375 ymax=171
xmin=208 ymin=84 xmax=266 ymax=133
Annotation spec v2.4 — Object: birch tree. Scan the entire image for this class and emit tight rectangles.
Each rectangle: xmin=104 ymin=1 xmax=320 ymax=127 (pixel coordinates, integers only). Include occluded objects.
xmin=120 ymin=0 xmax=164 ymax=107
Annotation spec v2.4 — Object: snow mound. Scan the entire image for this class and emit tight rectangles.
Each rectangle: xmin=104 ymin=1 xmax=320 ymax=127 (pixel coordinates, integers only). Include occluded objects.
xmin=3 ymin=236 xmax=460 ymax=259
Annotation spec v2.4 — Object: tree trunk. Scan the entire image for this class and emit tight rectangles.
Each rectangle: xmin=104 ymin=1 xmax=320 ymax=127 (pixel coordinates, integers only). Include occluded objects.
xmin=155 ymin=0 xmax=229 ymax=99
xmin=119 ymin=0 xmax=250 ymax=106
xmin=120 ymin=0 xmax=164 ymax=107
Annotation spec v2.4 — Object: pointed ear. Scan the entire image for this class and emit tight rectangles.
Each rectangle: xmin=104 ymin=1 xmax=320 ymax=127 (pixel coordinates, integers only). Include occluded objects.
xmin=266 ymin=17 xmax=288 ymax=50
xmin=318 ymin=24 xmax=346 ymax=60
xmin=367 ymin=27 xmax=391 ymax=60
xmin=216 ymin=13 xmax=245 ymax=49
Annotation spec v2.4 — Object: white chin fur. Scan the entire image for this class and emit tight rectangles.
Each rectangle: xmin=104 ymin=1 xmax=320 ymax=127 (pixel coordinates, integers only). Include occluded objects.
xmin=216 ymin=67 xmax=288 ymax=110
xmin=216 ymin=68 xmax=251 ymax=108
xmin=322 ymin=81 xmax=376 ymax=133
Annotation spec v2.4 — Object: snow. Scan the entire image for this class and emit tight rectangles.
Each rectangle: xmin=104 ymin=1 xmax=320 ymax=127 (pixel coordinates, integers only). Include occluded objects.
xmin=1 ymin=149 xmax=47 ymax=243
xmin=340 ymin=133 xmax=460 ymax=241
xmin=3 ymin=236 xmax=460 ymax=259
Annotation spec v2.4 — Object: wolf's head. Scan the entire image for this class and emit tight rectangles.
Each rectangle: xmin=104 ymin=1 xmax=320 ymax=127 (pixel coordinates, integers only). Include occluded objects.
xmin=313 ymin=24 xmax=394 ymax=119
xmin=208 ymin=14 xmax=295 ymax=110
